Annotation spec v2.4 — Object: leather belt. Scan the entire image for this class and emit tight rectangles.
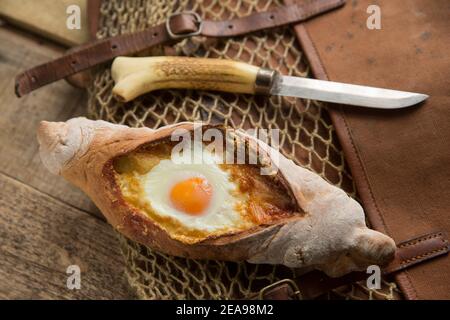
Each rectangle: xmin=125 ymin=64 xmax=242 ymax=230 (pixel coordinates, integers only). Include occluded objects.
xmin=254 ymin=231 xmax=449 ymax=300
xmin=14 ymin=0 xmax=346 ymax=97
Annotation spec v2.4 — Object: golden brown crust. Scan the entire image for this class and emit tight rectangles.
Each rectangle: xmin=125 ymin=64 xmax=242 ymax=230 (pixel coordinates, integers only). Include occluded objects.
xmin=38 ymin=118 xmax=396 ymax=276
xmin=112 ymin=135 xmax=302 ymax=243
xmin=100 ymin=157 xmax=292 ymax=261
xmin=58 ymin=121 xmax=299 ymax=261
xmin=223 ymin=163 xmax=300 ymax=224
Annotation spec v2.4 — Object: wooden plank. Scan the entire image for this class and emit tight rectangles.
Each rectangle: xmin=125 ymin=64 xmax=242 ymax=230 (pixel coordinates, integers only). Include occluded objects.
xmin=0 ymin=25 xmax=100 ymax=216
xmin=0 ymin=172 xmax=134 ymax=299
xmin=0 ymin=0 xmax=90 ymax=46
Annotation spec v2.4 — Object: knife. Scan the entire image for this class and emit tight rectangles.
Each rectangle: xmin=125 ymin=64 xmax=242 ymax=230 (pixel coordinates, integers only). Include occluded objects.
xmin=111 ymin=56 xmax=428 ymax=108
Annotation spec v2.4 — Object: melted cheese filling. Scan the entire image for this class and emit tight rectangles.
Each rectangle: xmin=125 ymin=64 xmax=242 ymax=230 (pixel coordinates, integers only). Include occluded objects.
xmin=114 ymin=140 xmax=299 ymax=243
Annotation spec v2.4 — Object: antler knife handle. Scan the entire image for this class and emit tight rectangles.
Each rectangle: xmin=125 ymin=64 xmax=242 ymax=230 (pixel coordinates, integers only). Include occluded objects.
xmin=111 ymin=56 xmax=276 ymax=102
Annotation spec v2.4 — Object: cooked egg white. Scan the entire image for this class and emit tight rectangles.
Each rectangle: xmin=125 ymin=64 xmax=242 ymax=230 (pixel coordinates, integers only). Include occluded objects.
xmin=139 ymin=148 xmax=252 ymax=233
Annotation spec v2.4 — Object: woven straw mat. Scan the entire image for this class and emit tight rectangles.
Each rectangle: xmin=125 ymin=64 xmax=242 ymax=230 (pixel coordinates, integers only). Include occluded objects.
xmin=87 ymin=0 xmax=400 ymax=300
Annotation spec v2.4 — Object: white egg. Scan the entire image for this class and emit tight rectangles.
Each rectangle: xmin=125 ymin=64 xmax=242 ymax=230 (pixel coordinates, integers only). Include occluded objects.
xmin=140 ymin=148 xmax=250 ymax=232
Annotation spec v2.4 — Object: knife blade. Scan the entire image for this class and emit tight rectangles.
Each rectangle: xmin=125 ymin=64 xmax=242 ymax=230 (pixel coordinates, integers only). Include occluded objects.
xmin=271 ymin=75 xmax=428 ymax=109
xmin=111 ymin=57 xmax=428 ymax=108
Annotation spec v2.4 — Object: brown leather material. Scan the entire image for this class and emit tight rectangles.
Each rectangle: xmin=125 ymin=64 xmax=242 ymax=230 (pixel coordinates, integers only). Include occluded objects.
xmin=200 ymin=0 xmax=345 ymax=37
xmin=257 ymin=231 xmax=449 ymax=300
xmin=169 ymin=13 xmax=200 ymax=35
xmin=289 ymin=0 xmax=450 ymax=299
xmin=15 ymin=23 xmax=170 ymax=97
xmin=251 ymin=271 xmax=367 ymax=300
xmin=259 ymin=283 xmax=296 ymax=300
xmin=64 ymin=1 xmax=101 ymax=90
xmin=384 ymin=232 xmax=449 ymax=274
xmin=87 ymin=0 xmax=102 ymax=40
xmin=14 ymin=0 xmax=345 ymax=97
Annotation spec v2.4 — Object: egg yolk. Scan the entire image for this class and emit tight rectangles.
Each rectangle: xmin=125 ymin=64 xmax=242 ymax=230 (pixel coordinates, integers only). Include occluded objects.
xmin=169 ymin=177 xmax=213 ymax=215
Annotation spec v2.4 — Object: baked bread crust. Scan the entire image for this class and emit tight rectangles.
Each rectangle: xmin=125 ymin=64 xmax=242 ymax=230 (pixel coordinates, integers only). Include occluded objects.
xmin=37 ymin=117 xmax=396 ymax=277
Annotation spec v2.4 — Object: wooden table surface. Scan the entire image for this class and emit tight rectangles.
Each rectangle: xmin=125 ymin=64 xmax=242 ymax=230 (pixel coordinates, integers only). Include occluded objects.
xmin=0 ymin=23 xmax=135 ymax=299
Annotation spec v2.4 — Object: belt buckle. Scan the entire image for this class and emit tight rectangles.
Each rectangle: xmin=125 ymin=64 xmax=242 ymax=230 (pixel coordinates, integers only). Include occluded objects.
xmin=258 ymin=279 xmax=303 ymax=300
xmin=166 ymin=11 xmax=203 ymax=39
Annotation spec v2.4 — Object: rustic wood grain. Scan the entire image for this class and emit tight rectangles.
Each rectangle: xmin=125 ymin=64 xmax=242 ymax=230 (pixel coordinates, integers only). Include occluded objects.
xmin=0 ymin=24 xmax=135 ymax=299
xmin=0 ymin=24 xmax=99 ymax=216
xmin=0 ymin=0 xmax=90 ymax=47
xmin=0 ymin=172 xmax=134 ymax=299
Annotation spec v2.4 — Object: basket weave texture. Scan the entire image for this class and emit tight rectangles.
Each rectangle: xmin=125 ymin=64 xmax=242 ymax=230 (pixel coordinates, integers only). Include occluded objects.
xmin=87 ymin=0 xmax=399 ymax=300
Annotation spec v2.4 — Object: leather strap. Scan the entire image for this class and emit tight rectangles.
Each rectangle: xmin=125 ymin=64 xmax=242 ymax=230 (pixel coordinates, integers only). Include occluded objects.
xmin=256 ymin=231 xmax=449 ymax=300
xmin=87 ymin=0 xmax=102 ymax=40
xmin=14 ymin=0 xmax=345 ymax=97
xmin=383 ymin=231 xmax=449 ymax=274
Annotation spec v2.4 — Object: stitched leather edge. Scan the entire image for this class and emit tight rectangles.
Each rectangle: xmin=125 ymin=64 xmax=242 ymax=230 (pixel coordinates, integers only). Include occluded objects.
xmin=400 ymin=247 xmax=448 ymax=265
xmin=396 ymin=272 xmax=419 ymax=300
xmin=285 ymin=1 xmax=422 ymax=299
xmin=386 ymin=232 xmax=449 ymax=273
xmin=398 ymin=232 xmax=445 ymax=248
xmin=252 ymin=231 xmax=449 ymax=300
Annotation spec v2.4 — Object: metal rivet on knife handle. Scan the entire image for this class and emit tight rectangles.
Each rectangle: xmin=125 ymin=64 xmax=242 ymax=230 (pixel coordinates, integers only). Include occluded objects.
xmin=254 ymin=68 xmax=277 ymax=95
